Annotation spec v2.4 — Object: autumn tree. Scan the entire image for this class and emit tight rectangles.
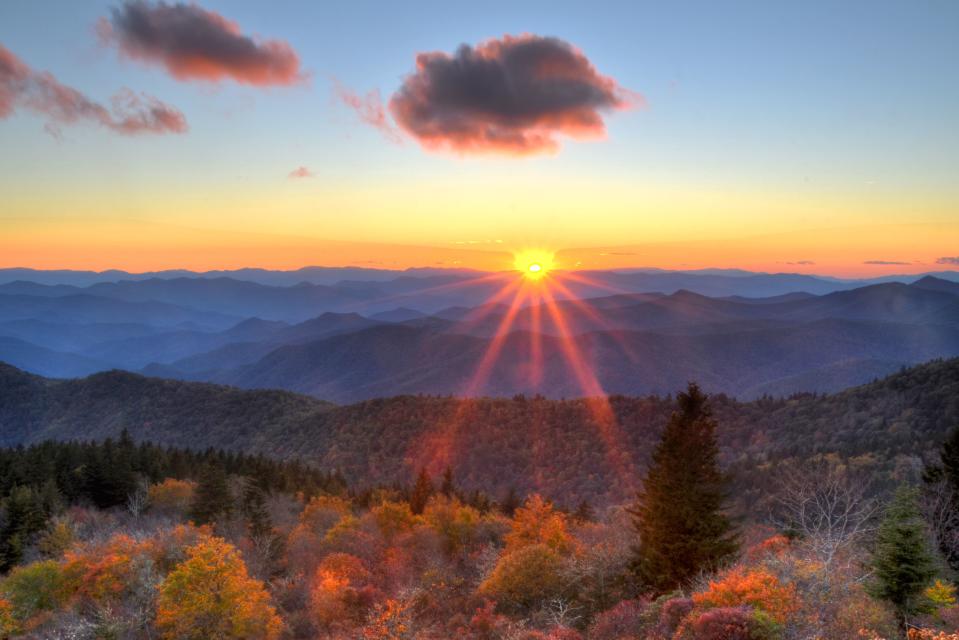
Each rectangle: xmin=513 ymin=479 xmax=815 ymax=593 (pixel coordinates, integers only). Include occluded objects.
xmin=868 ymin=486 xmax=937 ymax=637
xmin=628 ymin=383 xmax=738 ymax=594
xmin=156 ymin=536 xmax=282 ymax=640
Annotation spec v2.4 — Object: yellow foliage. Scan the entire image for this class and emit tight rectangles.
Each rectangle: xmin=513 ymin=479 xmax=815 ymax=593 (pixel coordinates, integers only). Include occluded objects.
xmin=479 ymin=543 xmax=566 ymax=611
xmin=423 ymin=495 xmax=480 ymax=554
xmin=371 ymin=500 xmax=418 ymax=541
xmin=155 ymin=536 xmax=282 ymax=640
xmin=504 ymin=494 xmax=575 ymax=555
xmin=926 ymin=579 xmax=957 ymax=608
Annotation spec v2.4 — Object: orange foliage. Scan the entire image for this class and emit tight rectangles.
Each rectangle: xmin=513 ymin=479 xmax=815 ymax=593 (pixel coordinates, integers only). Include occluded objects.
xmin=362 ymin=597 xmax=416 ymax=640
xmin=310 ymin=553 xmax=376 ymax=629
xmin=148 ymin=478 xmax=196 ymax=512
xmin=155 ymin=536 xmax=282 ymax=640
xmin=505 ymin=495 xmax=575 ymax=555
xmin=63 ymin=533 xmax=155 ymax=603
xmin=693 ymin=567 xmax=800 ymax=624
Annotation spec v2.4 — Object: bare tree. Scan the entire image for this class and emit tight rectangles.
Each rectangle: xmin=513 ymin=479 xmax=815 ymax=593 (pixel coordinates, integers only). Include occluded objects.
xmin=126 ymin=479 xmax=150 ymax=521
xmin=921 ymin=476 xmax=959 ymax=568
xmin=770 ymin=458 xmax=880 ymax=568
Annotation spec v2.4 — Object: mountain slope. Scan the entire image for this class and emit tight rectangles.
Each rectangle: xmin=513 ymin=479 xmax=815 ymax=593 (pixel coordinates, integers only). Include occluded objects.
xmin=2 ymin=358 xmax=958 ymax=506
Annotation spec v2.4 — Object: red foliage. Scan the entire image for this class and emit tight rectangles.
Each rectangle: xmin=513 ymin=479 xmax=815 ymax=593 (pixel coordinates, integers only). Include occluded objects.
xmin=586 ymin=598 xmax=652 ymax=640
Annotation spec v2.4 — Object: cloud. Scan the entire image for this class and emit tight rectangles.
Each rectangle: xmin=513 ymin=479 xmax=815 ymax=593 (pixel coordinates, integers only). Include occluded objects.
xmin=864 ymin=260 xmax=911 ymax=266
xmin=388 ymin=34 xmax=640 ymax=156
xmin=288 ymin=166 xmax=314 ymax=179
xmin=0 ymin=43 xmax=186 ymax=136
xmin=99 ymin=1 xmax=302 ymax=86
xmin=333 ymin=80 xmax=401 ymax=143
xmin=936 ymin=257 xmax=959 ymax=266
xmin=786 ymin=260 xmax=816 ymax=265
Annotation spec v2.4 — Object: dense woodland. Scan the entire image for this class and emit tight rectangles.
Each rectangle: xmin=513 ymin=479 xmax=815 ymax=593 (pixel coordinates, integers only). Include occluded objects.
xmin=0 ymin=382 xmax=957 ymax=638
xmin=3 ymin=358 xmax=959 ymax=509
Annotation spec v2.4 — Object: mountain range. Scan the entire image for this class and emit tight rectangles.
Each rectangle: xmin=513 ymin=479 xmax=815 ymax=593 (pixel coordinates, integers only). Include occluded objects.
xmin=1 ymin=267 xmax=959 ymax=399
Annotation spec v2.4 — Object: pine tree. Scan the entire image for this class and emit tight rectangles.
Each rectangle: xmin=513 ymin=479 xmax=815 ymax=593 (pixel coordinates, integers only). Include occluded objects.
xmin=0 ymin=486 xmax=47 ymax=570
xmin=190 ymin=464 xmax=233 ymax=525
xmin=241 ymin=478 xmax=273 ymax=539
xmin=440 ymin=467 xmax=455 ymax=498
xmin=868 ymin=485 xmax=937 ymax=637
xmin=500 ymin=487 xmax=521 ymax=517
xmin=573 ymin=499 xmax=595 ymax=523
xmin=409 ymin=468 xmax=434 ymax=515
xmin=628 ymin=383 xmax=738 ymax=594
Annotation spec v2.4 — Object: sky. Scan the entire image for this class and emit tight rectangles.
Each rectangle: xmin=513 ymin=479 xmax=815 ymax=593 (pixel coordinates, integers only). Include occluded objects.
xmin=1 ymin=0 xmax=957 ymax=276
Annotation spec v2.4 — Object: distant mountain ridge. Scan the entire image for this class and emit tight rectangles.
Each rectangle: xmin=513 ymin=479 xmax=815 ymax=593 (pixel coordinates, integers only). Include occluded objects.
xmin=2 ymin=269 xmax=959 ymax=397
xmin=2 ymin=358 xmax=957 ymax=506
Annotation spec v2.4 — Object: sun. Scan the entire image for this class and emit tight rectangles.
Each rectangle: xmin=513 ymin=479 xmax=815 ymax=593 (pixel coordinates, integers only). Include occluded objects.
xmin=514 ymin=250 xmax=554 ymax=280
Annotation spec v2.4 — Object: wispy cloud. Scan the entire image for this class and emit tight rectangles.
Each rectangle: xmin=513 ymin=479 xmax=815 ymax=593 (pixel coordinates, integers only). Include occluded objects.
xmin=0 ymin=43 xmax=186 ymax=136
xmin=936 ymin=257 xmax=959 ymax=266
xmin=99 ymin=1 xmax=303 ymax=86
xmin=288 ymin=166 xmax=314 ymax=179
xmin=864 ymin=260 xmax=911 ymax=266
xmin=332 ymin=80 xmax=401 ymax=143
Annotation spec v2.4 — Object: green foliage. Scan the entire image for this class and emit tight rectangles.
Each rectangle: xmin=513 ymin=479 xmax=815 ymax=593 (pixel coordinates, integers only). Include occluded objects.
xmin=1 ymin=559 xmax=73 ymax=623
xmin=629 ymin=383 xmax=738 ymax=594
xmin=868 ymin=485 xmax=938 ymax=632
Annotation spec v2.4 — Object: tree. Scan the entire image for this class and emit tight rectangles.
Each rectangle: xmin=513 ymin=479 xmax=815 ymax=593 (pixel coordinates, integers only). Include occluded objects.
xmin=771 ymin=458 xmax=879 ymax=568
xmin=628 ymin=383 xmax=738 ymax=594
xmin=441 ymin=466 xmax=455 ymax=498
xmin=0 ymin=486 xmax=48 ymax=571
xmin=189 ymin=464 xmax=232 ymax=525
xmin=155 ymin=536 xmax=282 ymax=640
xmin=409 ymin=468 xmax=434 ymax=515
xmin=867 ymin=485 xmax=937 ymax=637
xmin=924 ymin=425 xmax=959 ymax=571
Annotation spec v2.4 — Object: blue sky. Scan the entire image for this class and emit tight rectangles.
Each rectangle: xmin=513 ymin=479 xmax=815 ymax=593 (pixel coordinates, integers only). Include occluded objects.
xmin=1 ymin=1 xmax=957 ymax=273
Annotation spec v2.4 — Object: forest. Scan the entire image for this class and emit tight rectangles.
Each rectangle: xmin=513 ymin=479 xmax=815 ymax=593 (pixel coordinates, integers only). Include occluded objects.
xmin=3 ymin=357 xmax=959 ymax=510
xmin=0 ymin=385 xmax=956 ymax=639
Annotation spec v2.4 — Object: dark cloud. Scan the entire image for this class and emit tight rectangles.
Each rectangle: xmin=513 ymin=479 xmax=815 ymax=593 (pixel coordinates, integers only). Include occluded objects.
xmin=863 ymin=260 xmax=911 ymax=266
xmin=388 ymin=34 xmax=640 ymax=155
xmin=288 ymin=166 xmax=314 ymax=179
xmin=100 ymin=1 xmax=302 ymax=86
xmin=0 ymin=43 xmax=186 ymax=136
xmin=936 ymin=257 xmax=959 ymax=266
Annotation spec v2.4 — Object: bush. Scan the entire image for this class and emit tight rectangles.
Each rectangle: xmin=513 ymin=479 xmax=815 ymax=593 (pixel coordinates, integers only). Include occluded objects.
xmin=675 ymin=606 xmax=780 ymax=640
xmin=479 ymin=544 xmax=566 ymax=613
xmin=586 ymin=598 xmax=655 ymax=640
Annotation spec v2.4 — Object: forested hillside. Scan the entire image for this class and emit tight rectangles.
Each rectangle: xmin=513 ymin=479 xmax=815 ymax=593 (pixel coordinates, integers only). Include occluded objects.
xmin=2 ymin=358 xmax=958 ymax=508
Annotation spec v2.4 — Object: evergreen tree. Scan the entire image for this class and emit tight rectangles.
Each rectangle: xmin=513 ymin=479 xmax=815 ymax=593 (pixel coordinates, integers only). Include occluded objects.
xmin=241 ymin=478 xmax=273 ymax=539
xmin=868 ymin=485 xmax=937 ymax=637
xmin=500 ymin=486 xmax=521 ymax=517
xmin=573 ymin=499 xmax=595 ymax=523
xmin=440 ymin=467 xmax=455 ymax=498
xmin=409 ymin=468 xmax=434 ymax=515
xmin=0 ymin=486 xmax=48 ymax=570
xmin=628 ymin=383 xmax=738 ymax=594
xmin=190 ymin=464 xmax=233 ymax=525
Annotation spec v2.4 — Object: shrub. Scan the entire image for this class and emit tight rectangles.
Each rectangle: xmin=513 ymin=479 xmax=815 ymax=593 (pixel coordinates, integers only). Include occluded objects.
xmin=693 ymin=567 xmax=799 ymax=624
xmin=479 ymin=544 xmax=566 ymax=613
